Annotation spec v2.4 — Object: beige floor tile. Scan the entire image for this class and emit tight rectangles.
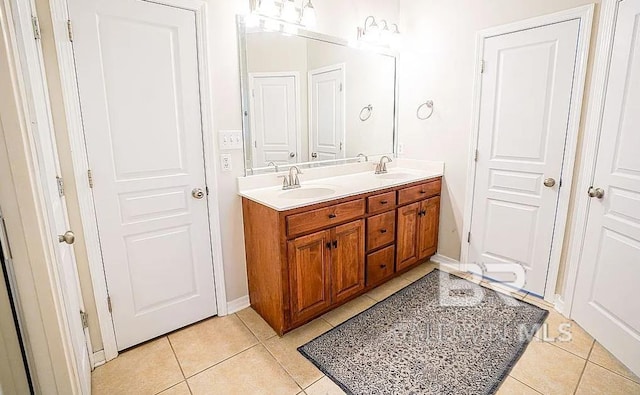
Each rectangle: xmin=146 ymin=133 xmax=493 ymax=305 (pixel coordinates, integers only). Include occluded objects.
xmin=320 ymin=295 xmax=376 ymax=326
xmin=399 ymin=261 xmax=437 ymax=283
xmin=365 ymin=277 xmax=411 ymax=301
xmin=92 ymin=337 xmax=183 ymax=395
xmin=496 ymin=376 xmax=540 ymax=395
xmin=510 ymin=339 xmax=586 ymax=395
xmin=187 ymin=345 xmax=300 ymax=395
xmin=305 ymin=376 xmax=346 ymax=395
xmin=168 ymin=315 xmax=258 ymax=377
xmin=157 ymin=381 xmax=191 ymax=395
xmin=589 ymin=342 xmax=640 ymax=383
xmin=576 ymin=362 xmax=640 ymax=395
xmin=236 ymin=307 xmax=277 ymax=341
xmin=535 ymin=310 xmax=594 ymax=359
xmin=263 ymin=318 xmax=332 ymax=388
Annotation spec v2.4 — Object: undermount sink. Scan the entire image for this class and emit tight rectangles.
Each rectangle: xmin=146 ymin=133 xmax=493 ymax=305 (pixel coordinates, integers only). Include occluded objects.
xmin=278 ymin=187 xmax=336 ymax=199
xmin=376 ymin=172 xmax=413 ymax=180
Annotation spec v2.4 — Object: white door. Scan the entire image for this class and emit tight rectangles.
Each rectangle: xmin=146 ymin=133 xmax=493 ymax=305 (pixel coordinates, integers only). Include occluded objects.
xmin=250 ymin=73 xmax=299 ymax=167
xmin=573 ymin=0 xmax=640 ymax=376
xmin=309 ymin=65 xmax=345 ymax=161
xmin=69 ymin=0 xmax=217 ymax=350
xmin=468 ymin=20 xmax=580 ymax=296
xmin=12 ymin=0 xmax=91 ymax=391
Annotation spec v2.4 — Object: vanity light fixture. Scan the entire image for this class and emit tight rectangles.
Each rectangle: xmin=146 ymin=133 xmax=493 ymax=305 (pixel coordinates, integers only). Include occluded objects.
xmin=281 ymin=0 xmax=299 ymax=23
xmin=257 ymin=0 xmax=279 ymax=17
xmin=301 ymin=0 xmax=317 ymax=28
xmin=357 ymin=16 xmax=400 ymax=47
xmin=249 ymin=0 xmax=317 ymax=29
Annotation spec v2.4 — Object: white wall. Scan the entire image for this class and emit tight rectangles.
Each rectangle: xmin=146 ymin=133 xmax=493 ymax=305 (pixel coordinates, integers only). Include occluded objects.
xmin=397 ymin=0 xmax=601 ymax=271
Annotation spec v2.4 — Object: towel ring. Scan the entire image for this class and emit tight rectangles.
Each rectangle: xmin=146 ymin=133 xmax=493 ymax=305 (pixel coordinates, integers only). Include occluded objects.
xmin=359 ymin=104 xmax=373 ymax=121
xmin=417 ymin=100 xmax=434 ymax=120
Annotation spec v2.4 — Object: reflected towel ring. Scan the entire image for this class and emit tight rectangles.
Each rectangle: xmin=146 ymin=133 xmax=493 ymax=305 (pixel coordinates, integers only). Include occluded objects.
xmin=417 ymin=100 xmax=434 ymax=120
xmin=359 ymin=104 xmax=373 ymax=121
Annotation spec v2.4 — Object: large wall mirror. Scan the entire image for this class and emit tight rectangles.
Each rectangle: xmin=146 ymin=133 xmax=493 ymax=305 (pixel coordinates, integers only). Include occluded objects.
xmin=238 ymin=16 xmax=398 ymax=175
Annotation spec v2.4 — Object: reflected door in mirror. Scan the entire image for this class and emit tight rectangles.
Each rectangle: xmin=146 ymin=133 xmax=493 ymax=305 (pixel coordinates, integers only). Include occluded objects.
xmin=309 ymin=64 xmax=345 ymax=161
xmin=249 ymin=73 xmax=300 ymax=167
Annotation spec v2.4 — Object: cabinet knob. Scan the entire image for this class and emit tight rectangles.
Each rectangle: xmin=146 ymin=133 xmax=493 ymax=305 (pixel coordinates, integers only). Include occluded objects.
xmin=380 ymin=229 xmax=387 ymax=234
xmin=332 ymin=240 xmax=338 ymax=248
xmin=328 ymin=213 xmax=337 ymax=219
xmin=419 ymin=190 xmax=426 ymax=194
xmin=380 ymin=264 xmax=387 ymax=269
xmin=326 ymin=242 xmax=332 ymax=249
xmin=380 ymin=200 xmax=388 ymax=205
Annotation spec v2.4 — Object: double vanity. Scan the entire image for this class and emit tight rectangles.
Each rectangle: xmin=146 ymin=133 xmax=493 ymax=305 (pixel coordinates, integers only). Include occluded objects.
xmin=239 ymin=159 xmax=444 ymax=335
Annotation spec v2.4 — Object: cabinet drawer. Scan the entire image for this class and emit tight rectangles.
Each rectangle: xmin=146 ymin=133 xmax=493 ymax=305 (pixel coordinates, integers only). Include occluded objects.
xmin=367 ymin=191 xmax=396 ymax=214
xmin=366 ymin=211 xmax=395 ymax=251
xmin=397 ymin=179 xmax=441 ymax=205
xmin=366 ymin=246 xmax=395 ymax=287
xmin=287 ymin=199 xmax=365 ymax=236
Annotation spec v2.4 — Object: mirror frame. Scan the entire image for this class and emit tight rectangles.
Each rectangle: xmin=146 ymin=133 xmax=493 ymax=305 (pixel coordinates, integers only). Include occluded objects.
xmin=236 ymin=14 xmax=399 ymax=176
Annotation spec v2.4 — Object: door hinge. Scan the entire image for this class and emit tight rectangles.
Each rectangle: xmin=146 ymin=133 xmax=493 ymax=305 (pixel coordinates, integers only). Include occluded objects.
xmin=474 ymin=149 xmax=479 ymax=162
xmin=480 ymin=60 xmax=485 ymax=74
xmin=467 ymin=232 xmax=471 ymax=243
xmin=339 ymin=82 xmax=343 ymax=92
xmin=80 ymin=310 xmax=89 ymax=328
xmin=107 ymin=296 xmax=112 ymax=313
xmin=251 ymin=89 xmax=255 ymax=98
xmin=0 ymin=211 xmax=13 ymax=260
xmin=87 ymin=169 xmax=94 ymax=188
xmin=56 ymin=176 xmax=65 ymax=197
xmin=339 ymin=141 xmax=343 ymax=151
xmin=32 ymin=16 xmax=41 ymax=40
xmin=205 ymin=186 xmax=209 ymax=195
xmin=559 ymin=178 xmax=563 ymax=188
xmin=66 ymin=20 xmax=74 ymax=42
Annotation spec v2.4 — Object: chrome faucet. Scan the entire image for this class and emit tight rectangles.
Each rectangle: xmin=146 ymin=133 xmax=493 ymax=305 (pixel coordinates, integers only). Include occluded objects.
xmin=375 ymin=156 xmax=393 ymax=174
xmin=357 ymin=153 xmax=368 ymax=162
xmin=281 ymin=166 xmax=303 ymax=190
xmin=267 ymin=161 xmax=279 ymax=173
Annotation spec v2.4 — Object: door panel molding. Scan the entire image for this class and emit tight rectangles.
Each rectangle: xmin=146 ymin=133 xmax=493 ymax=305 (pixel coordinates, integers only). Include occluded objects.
xmin=461 ymin=4 xmax=594 ymax=303
xmin=49 ymin=0 xmax=227 ymax=361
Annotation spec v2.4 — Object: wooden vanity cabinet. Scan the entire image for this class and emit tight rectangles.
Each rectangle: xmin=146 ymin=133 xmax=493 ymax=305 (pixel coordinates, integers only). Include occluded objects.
xmin=242 ymin=177 xmax=441 ymax=335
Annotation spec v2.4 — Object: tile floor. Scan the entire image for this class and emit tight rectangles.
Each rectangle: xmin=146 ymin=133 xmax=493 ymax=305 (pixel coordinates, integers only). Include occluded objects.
xmin=92 ymin=262 xmax=640 ymax=395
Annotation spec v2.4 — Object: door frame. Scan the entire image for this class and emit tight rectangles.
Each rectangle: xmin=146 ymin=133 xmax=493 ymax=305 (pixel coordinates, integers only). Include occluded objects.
xmin=308 ymin=63 xmax=347 ymax=160
xmin=47 ymin=0 xmax=228 ymax=361
xmin=248 ymin=71 xmax=302 ymax=166
xmin=460 ymin=5 xmax=594 ymax=304
xmin=562 ymin=0 xmax=623 ymax=318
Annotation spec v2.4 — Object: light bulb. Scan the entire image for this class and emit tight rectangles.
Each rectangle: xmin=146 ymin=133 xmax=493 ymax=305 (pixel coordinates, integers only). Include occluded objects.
xmin=259 ymin=0 xmax=278 ymax=17
xmin=301 ymin=0 xmax=316 ymax=28
xmin=281 ymin=0 xmax=299 ymax=22
xmin=380 ymin=20 xmax=391 ymax=45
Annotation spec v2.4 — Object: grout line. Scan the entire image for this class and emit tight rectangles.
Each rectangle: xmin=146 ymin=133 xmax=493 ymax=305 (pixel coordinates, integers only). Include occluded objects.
xmin=572 ymin=341 xmax=594 ymax=395
xmin=260 ymin=339 xmax=309 ymax=390
xmin=509 ymin=375 xmax=543 ymax=394
xmin=153 ymin=380 xmax=188 ymax=395
xmin=166 ymin=336 xmax=187 ymax=380
xmin=184 ymin=342 xmax=260 ymax=380
xmin=304 ymin=375 xmax=325 ymax=389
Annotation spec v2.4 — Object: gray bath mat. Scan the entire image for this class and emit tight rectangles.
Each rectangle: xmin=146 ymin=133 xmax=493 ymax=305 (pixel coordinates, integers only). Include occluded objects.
xmin=298 ymin=269 xmax=548 ymax=395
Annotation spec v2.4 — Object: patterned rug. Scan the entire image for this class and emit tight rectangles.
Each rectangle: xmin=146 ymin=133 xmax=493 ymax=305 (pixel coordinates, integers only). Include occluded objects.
xmin=298 ymin=269 xmax=548 ymax=395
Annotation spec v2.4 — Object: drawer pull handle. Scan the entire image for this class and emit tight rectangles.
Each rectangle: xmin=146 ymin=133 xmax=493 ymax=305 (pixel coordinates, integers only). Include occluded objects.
xmin=328 ymin=213 xmax=337 ymax=219
xmin=420 ymin=190 xmax=427 ymax=194
xmin=418 ymin=210 xmax=427 ymax=217
xmin=380 ymin=200 xmax=388 ymax=205
xmin=380 ymin=264 xmax=387 ymax=269
xmin=380 ymin=229 xmax=388 ymax=234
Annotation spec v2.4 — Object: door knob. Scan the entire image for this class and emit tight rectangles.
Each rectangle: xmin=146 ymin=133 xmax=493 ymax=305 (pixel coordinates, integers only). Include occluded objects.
xmin=58 ymin=231 xmax=75 ymax=245
xmin=588 ymin=187 xmax=605 ymax=199
xmin=543 ymin=178 xmax=556 ymax=188
xmin=289 ymin=152 xmax=296 ymax=158
xmin=192 ymin=188 xmax=205 ymax=200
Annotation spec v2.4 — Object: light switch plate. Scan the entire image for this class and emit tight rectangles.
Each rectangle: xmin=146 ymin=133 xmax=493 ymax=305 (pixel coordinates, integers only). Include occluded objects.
xmin=219 ymin=130 xmax=243 ymax=150
xmin=220 ymin=153 xmax=232 ymax=172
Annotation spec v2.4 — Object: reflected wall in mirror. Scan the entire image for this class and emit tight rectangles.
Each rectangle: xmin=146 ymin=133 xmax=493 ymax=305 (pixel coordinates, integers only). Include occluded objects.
xmin=238 ymin=17 xmax=397 ymax=173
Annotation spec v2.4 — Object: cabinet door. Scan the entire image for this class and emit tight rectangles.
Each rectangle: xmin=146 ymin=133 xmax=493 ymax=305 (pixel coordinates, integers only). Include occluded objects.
xmin=332 ymin=220 xmax=365 ymax=303
xmin=396 ymin=201 xmax=420 ymax=271
xmin=418 ymin=196 xmax=440 ymax=259
xmin=288 ymin=229 xmax=332 ymax=325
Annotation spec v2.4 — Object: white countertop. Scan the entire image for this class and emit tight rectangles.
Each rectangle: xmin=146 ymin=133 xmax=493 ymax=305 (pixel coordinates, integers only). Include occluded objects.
xmin=237 ymin=159 xmax=444 ymax=211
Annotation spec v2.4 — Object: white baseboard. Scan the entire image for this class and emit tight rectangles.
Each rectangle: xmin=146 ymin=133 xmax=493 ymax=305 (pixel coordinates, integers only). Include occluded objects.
xmin=554 ymin=295 xmax=565 ymax=315
xmin=226 ymin=295 xmax=250 ymax=314
xmin=93 ymin=350 xmax=106 ymax=368
xmin=430 ymin=254 xmax=463 ymax=270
